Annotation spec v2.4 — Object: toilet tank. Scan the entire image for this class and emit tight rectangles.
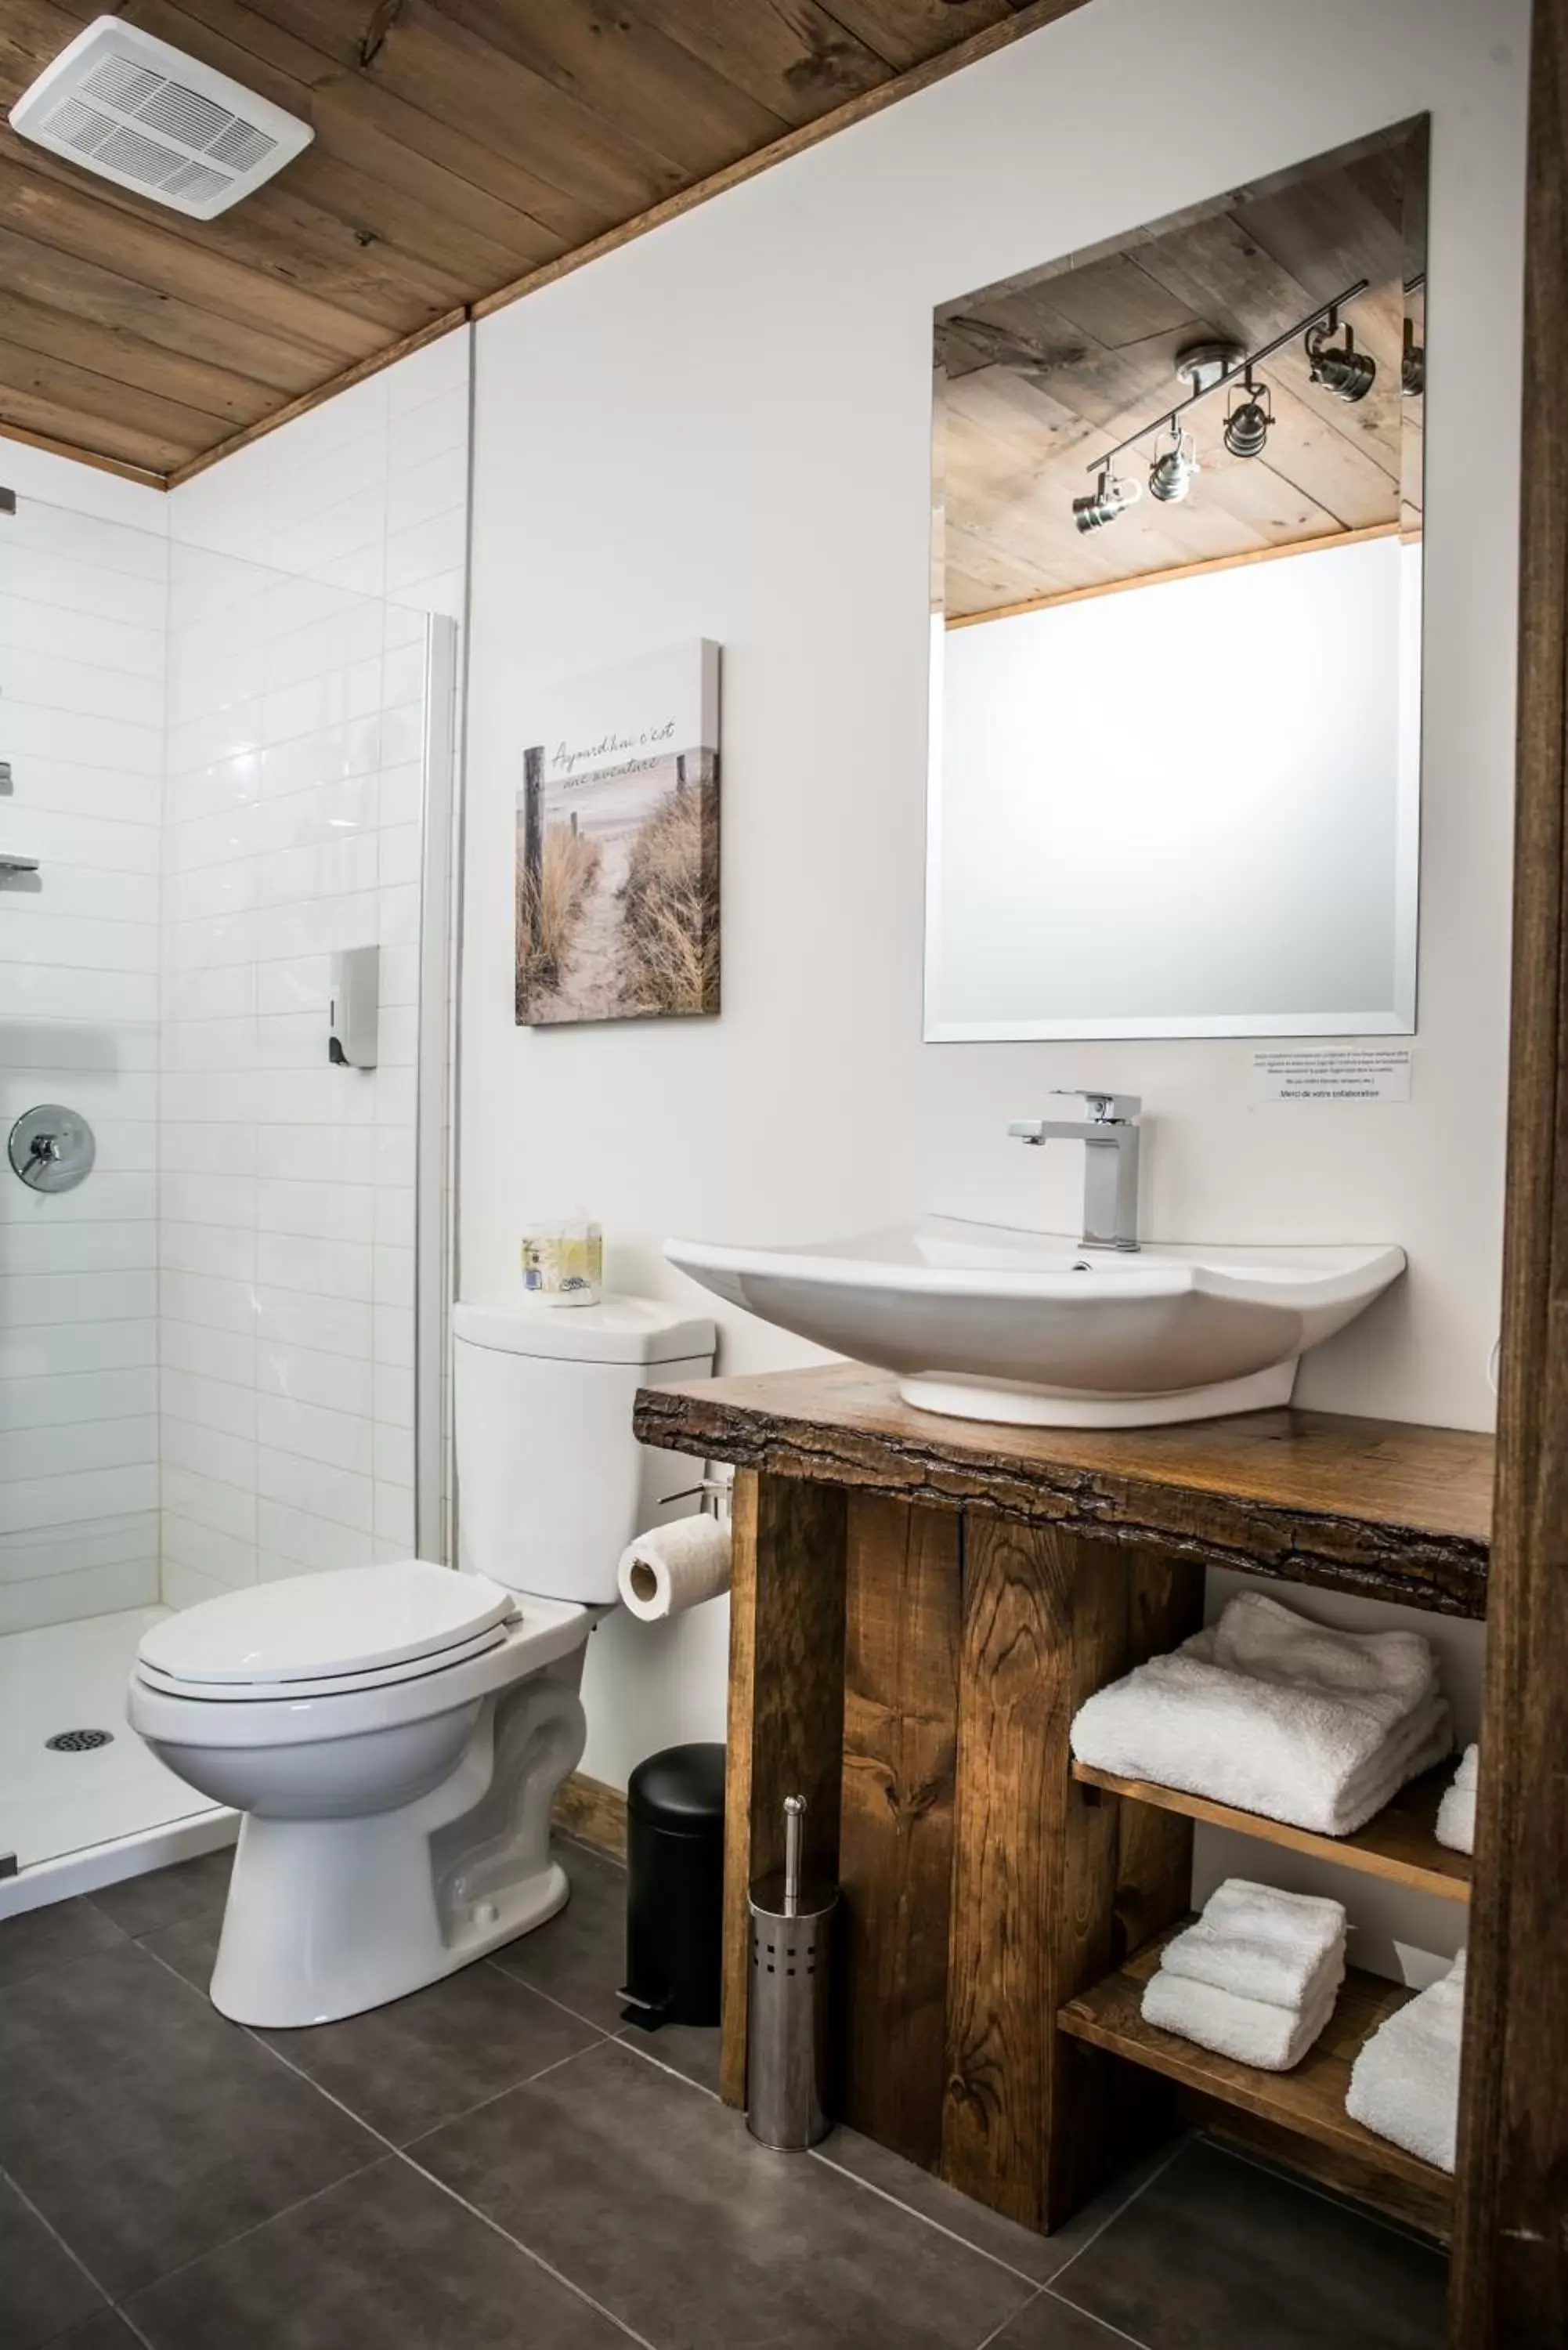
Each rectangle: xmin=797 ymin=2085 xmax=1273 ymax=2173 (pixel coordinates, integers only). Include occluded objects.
xmin=452 ymin=1294 xmax=717 ymax=1606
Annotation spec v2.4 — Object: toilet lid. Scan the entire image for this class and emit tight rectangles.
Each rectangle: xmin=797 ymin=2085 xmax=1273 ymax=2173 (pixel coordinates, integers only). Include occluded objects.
xmin=137 ymin=1562 xmax=515 ymax=1687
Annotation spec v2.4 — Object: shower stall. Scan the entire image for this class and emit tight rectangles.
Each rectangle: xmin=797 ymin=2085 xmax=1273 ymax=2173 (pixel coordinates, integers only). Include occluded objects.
xmin=0 ymin=487 xmax=457 ymax=1913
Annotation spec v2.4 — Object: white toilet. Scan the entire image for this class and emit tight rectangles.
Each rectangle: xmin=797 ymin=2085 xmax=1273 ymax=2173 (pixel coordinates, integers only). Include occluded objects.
xmin=127 ymin=1294 xmax=714 ymax=2029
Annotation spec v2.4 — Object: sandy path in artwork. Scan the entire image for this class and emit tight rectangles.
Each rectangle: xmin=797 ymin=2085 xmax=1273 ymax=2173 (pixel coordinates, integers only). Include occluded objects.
xmin=555 ymin=835 xmax=631 ymax=1019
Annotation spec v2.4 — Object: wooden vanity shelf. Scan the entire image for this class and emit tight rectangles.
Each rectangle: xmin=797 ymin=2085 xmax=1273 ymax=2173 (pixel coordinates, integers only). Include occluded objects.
xmin=634 ymin=1364 xmax=1491 ymax=2247
xmin=1060 ymin=1922 xmax=1454 ymax=2240
xmin=1071 ymin=1762 xmax=1472 ymax=1903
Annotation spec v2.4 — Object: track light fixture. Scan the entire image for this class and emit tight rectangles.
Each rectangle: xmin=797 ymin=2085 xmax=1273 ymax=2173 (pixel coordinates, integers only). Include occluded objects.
xmin=1074 ymin=276 xmax=1374 ymax=527
xmin=1223 ymin=371 xmax=1273 ymax=459
xmin=1401 ymin=315 xmax=1425 ymax=398
xmin=1147 ymin=425 xmax=1198 ymax=504
xmin=1072 ymin=468 xmax=1141 ymax=533
xmin=1306 ymin=310 xmax=1376 ymax=403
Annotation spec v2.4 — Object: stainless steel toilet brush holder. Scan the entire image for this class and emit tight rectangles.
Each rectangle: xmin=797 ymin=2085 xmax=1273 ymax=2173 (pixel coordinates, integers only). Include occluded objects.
xmin=746 ymin=1794 xmax=836 ymax=2150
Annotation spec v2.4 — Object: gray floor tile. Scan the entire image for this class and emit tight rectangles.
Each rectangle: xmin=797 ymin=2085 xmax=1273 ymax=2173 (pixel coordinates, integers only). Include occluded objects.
xmin=0 ymin=1939 xmax=381 ymax=2298
xmin=1045 ymin=2138 xmax=1448 ymax=2350
xmin=258 ymin=1959 xmax=603 ymax=2144
xmin=808 ymin=2126 xmax=1174 ymax=2289
xmin=138 ymin=1910 xmax=220 ymax=1995
xmin=0 ymin=2168 xmax=107 ymax=2348
xmin=412 ymin=2034 xmax=1037 ymax=2350
xmin=87 ymin=1847 xmax=234 ymax=1940
xmin=126 ymin=2153 xmax=636 ymax=2348
xmin=50 ymin=2315 xmax=146 ymax=2348
xmin=616 ymin=2016 xmax=721 ymax=2095
xmin=487 ymin=1838 xmax=627 ymax=2032
xmin=0 ymin=1896 xmax=125 ymax=1990
xmin=966 ymin=2296 xmax=1136 ymax=2348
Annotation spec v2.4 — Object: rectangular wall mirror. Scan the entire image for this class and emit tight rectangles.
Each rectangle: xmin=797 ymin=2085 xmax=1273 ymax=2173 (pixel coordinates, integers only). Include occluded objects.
xmin=925 ymin=120 xmax=1427 ymax=1042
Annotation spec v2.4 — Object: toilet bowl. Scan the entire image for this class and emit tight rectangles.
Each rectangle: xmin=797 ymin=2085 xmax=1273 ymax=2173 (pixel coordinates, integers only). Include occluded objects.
xmin=126 ymin=1293 xmax=715 ymax=2029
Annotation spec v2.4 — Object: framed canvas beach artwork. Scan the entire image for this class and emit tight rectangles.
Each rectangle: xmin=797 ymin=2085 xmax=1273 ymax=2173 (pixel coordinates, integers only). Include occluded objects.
xmin=515 ymin=638 xmax=721 ymax=1026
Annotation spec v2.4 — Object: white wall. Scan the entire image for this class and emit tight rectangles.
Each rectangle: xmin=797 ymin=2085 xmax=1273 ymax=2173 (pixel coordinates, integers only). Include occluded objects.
xmin=461 ymin=0 xmax=1527 ymax=1843
xmin=0 ymin=455 xmax=168 ymax=1632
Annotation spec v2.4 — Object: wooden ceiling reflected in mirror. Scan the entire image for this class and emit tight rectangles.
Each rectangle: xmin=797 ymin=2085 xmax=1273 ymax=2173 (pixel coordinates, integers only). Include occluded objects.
xmin=0 ymin=0 xmax=1075 ymax=486
xmin=934 ymin=118 xmax=1428 ymax=623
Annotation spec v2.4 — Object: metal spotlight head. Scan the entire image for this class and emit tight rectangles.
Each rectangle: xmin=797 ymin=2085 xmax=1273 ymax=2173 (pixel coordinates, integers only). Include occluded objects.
xmin=1072 ymin=468 xmax=1140 ymax=533
xmin=1306 ymin=315 xmax=1376 ymax=403
xmin=1401 ymin=316 xmax=1425 ymax=398
xmin=1223 ymin=374 xmax=1272 ymax=460
xmin=1147 ymin=426 xmax=1198 ymax=504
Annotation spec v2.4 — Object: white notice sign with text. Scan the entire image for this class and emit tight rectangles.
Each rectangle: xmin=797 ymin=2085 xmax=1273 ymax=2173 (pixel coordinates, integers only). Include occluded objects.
xmin=1252 ymin=1048 xmax=1413 ymax=1104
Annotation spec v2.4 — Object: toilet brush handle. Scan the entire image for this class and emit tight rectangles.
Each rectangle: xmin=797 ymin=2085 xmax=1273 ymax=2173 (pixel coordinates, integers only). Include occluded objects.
xmin=782 ymin=1795 xmax=805 ymax=1920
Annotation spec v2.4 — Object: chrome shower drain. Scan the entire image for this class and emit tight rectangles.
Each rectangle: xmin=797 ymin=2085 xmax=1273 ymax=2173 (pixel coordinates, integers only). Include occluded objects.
xmin=45 ymin=1727 xmax=114 ymax=1753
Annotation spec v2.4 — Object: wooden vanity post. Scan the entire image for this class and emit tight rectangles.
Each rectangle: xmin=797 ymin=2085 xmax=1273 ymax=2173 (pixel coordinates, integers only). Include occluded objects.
xmin=635 ymin=1365 xmax=1491 ymax=2239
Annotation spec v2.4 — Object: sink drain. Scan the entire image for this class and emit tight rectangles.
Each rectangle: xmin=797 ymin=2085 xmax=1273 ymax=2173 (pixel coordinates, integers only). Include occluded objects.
xmin=45 ymin=1727 xmax=114 ymax=1753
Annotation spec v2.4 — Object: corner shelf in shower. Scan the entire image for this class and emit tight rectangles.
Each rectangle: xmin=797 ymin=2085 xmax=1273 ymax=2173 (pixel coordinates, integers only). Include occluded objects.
xmin=1071 ymin=1762 xmax=1471 ymax=1903
xmin=1059 ymin=1919 xmax=1454 ymax=2236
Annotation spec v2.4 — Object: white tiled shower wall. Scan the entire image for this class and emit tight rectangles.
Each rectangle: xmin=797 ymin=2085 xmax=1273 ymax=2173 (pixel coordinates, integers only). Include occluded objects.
xmin=159 ymin=327 xmax=469 ymax=1607
xmin=0 ymin=494 xmax=166 ymax=1632
xmin=0 ymin=325 xmax=468 ymax=1630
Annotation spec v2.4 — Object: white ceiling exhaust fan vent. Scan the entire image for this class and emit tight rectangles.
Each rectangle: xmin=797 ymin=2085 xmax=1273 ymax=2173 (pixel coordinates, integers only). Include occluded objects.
xmin=9 ymin=16 xmax=313 ymax=219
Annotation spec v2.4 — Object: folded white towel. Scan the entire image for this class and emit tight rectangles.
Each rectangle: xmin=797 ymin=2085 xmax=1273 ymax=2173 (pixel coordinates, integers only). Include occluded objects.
xmin=1160 ymin=1879 xmax=1347 ymax=2011
xmin=1210 ymin=1591 xmax=1437 ymax=1722
xmin=1143 ymin=1959 xmax=1343 ymax=2071
xmin=1436 ymin=1744 xmax=1478 ymax=1856
xmin=1346 ymin=1950 xmax=1467 ymax=2173
xmin=1071 ymin=1593 xmax=1453 ymax=1835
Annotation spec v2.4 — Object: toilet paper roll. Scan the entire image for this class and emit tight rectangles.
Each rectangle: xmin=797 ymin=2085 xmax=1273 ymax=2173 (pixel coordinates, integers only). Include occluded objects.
xmin=617 ymin=1513 xmax=732 ymax=1622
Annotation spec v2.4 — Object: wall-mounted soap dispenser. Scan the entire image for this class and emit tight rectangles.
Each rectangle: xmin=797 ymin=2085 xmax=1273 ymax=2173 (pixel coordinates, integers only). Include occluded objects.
xmin=328 ymin=945 xmax=379 ymax=1069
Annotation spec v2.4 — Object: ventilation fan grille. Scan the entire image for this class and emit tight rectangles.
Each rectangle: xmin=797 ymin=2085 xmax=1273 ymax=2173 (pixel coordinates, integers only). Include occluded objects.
xmin=9 ymin=17 xmax=312 ymax=219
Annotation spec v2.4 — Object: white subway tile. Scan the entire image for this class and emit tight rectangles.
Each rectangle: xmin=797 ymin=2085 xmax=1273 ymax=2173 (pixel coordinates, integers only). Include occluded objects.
xmin=374 ymin=1303 xmax=414 ymax=1368
xmin=159 ymin=1123 xmax=257 ymax=1177
xmin=257 ymin=1392 xmax=374 ymax=1474
xmin=0 ymin=1172 xmax=154 ymax=1225
xmin=0 ymin=1220 xmax=155 ymax=1275
xmin=256 ymin=1178 xmax=374 ymax=1242
xmin=0 ymin=1367 xmax=156 ymax=1430
xmin=257 ymin=1340 xmax=374 ymax=1416
xmin=374 ymin=1480 xmax=415 ymax=1546
xmin=256 ymin=1231 xmax=372 ymax=1300
xmin=255 ymin=1285 xmax=371 ymax=1359
xmin=161 ymin=1415 xmax=255 ymax=1495
xmin=0 ymin=1555 xmax=158 ymax=1633
xmin=158 ymin=1221 xmax=256 ymax=1284
xmin=373 ymin=1360 xmax=414 ymax=1428
xmin=255 ymin=1123 xmax=378 ymax=1184
xmin=0 ymin=1509 xmax=157 ymax=1585
xmin=0 ymin=1269 xmax=154 ymax=1324
xmin=255 ymin=1445 xmax=373 ymax=1533
xmin=0 ymin=590 xmax=163 ymax=679
xmin=160 ymin=1557 xmax=233 ymax=1612
xmin=161 ymin=1319 xmax=255 ymax=1389
xmin=161 ymin=1367 xmax=256 ymax=1441
xmin=161 ymin=1513 xmax=255 ymax=1590
xmin=163 ymin=1464 xmax=256 ymax=1542
xmin=158 ymin=1269 xmax=257 ymax=1336
xmin=0 ymin=1462 xmax=157 ymax=1534
xmin=372 ymin=1420 xmax=413 ymax=1487
xmin=256 ymin=1500 xmax=377 ymax=1574
xmin=0 ymin=1415 xmax=157 ymax=1485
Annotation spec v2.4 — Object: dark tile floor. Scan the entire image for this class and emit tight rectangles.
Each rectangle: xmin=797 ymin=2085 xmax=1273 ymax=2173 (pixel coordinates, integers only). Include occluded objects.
xmin=0 ymin=1836 xmax=1450 ymax=2350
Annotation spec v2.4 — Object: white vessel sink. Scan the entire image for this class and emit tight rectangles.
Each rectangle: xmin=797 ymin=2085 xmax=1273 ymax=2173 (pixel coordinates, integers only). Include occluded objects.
xmin=665 ymin=1218 xmax=1406 ymax=1428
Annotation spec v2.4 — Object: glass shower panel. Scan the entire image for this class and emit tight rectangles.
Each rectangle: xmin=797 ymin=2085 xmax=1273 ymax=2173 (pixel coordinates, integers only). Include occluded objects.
xmin=0 ymin=494 xmax=453 ymax=1887
xmin=160 ymin=538 xmax=451 ymax=1609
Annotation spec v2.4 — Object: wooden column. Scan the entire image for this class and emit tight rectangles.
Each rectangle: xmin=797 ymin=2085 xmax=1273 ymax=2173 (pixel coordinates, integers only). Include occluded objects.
xmin=938 ymin=1526 xmax=1201 ymax=2231
xmin=719 ymin=1470 xmax=848 ymax=2108
xmin=838 ymin=1495 xmax=962 ymax=2166
xmin=1453 ymin=0 xmax=1568 ymax=2335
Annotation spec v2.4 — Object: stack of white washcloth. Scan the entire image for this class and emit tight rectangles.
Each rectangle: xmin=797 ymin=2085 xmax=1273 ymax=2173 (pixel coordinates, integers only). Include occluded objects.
xmin=1436 ymin=1744 xmax=1478 ymax=1854
xmin=1071 ymin=1590 xmax=1453 ymax=1835
xmin=1141 ymin=1878 xmax=1347 ymax=2072
xmin=1346 ymin=1950 xmax=1466 ymax=2172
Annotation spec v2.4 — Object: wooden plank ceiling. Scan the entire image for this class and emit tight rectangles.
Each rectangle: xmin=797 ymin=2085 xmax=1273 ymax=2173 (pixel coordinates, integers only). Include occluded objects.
xmin=936 ymin=121 xmax=1427 ymax=621
xmin=0 ymin=0 xmax=1060 ymax=485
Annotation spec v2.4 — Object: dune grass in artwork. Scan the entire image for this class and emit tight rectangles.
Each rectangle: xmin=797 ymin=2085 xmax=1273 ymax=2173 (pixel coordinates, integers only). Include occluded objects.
xmin=615 ymin=781 xmax=720 ymax=1017
xmin=515 ymin=819 xmax=602 ymax=1019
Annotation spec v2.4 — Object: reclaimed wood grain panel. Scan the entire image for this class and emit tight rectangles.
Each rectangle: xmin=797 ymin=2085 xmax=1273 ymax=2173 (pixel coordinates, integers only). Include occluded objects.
xmin=719 ymin=1470 xmax=848 ymax=2109
xmin=1454 ymin=0 xmax=1568 ymax=2337
xmin=939 ymin=1520 xmax=1129 ymax=2229
xmin=837 ymin=1494 xmax=961 ymax=2167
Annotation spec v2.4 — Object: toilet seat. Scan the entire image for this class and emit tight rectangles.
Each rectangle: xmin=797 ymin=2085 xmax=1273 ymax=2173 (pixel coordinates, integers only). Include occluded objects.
xmin=137 ymin=1560 xmax=515 ymax=1697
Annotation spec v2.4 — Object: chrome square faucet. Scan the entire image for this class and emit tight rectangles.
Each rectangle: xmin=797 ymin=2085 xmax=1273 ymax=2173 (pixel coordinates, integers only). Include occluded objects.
xmin=1008 ymin=1091 xmax=1142 ymax=1253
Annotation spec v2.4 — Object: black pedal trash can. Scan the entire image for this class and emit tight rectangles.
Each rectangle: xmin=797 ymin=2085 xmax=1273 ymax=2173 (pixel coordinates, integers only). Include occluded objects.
xmin=619 ymin=1741 xmax=725 ymax=2031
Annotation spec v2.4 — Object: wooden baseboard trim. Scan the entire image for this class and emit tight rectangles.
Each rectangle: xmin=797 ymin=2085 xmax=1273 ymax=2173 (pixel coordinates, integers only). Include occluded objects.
xmin=552 ymin=1770 xmax=628 ymax=1864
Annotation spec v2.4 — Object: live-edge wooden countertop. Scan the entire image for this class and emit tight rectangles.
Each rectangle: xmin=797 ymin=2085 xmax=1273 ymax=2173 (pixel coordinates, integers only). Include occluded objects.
xmin=634 ymin=1362 xmax=1492 ymax=1618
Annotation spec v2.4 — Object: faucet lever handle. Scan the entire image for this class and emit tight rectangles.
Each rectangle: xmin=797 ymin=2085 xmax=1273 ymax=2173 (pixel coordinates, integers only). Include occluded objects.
xmin=1050 ymin=1088 xmax=1141 ymax=1124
